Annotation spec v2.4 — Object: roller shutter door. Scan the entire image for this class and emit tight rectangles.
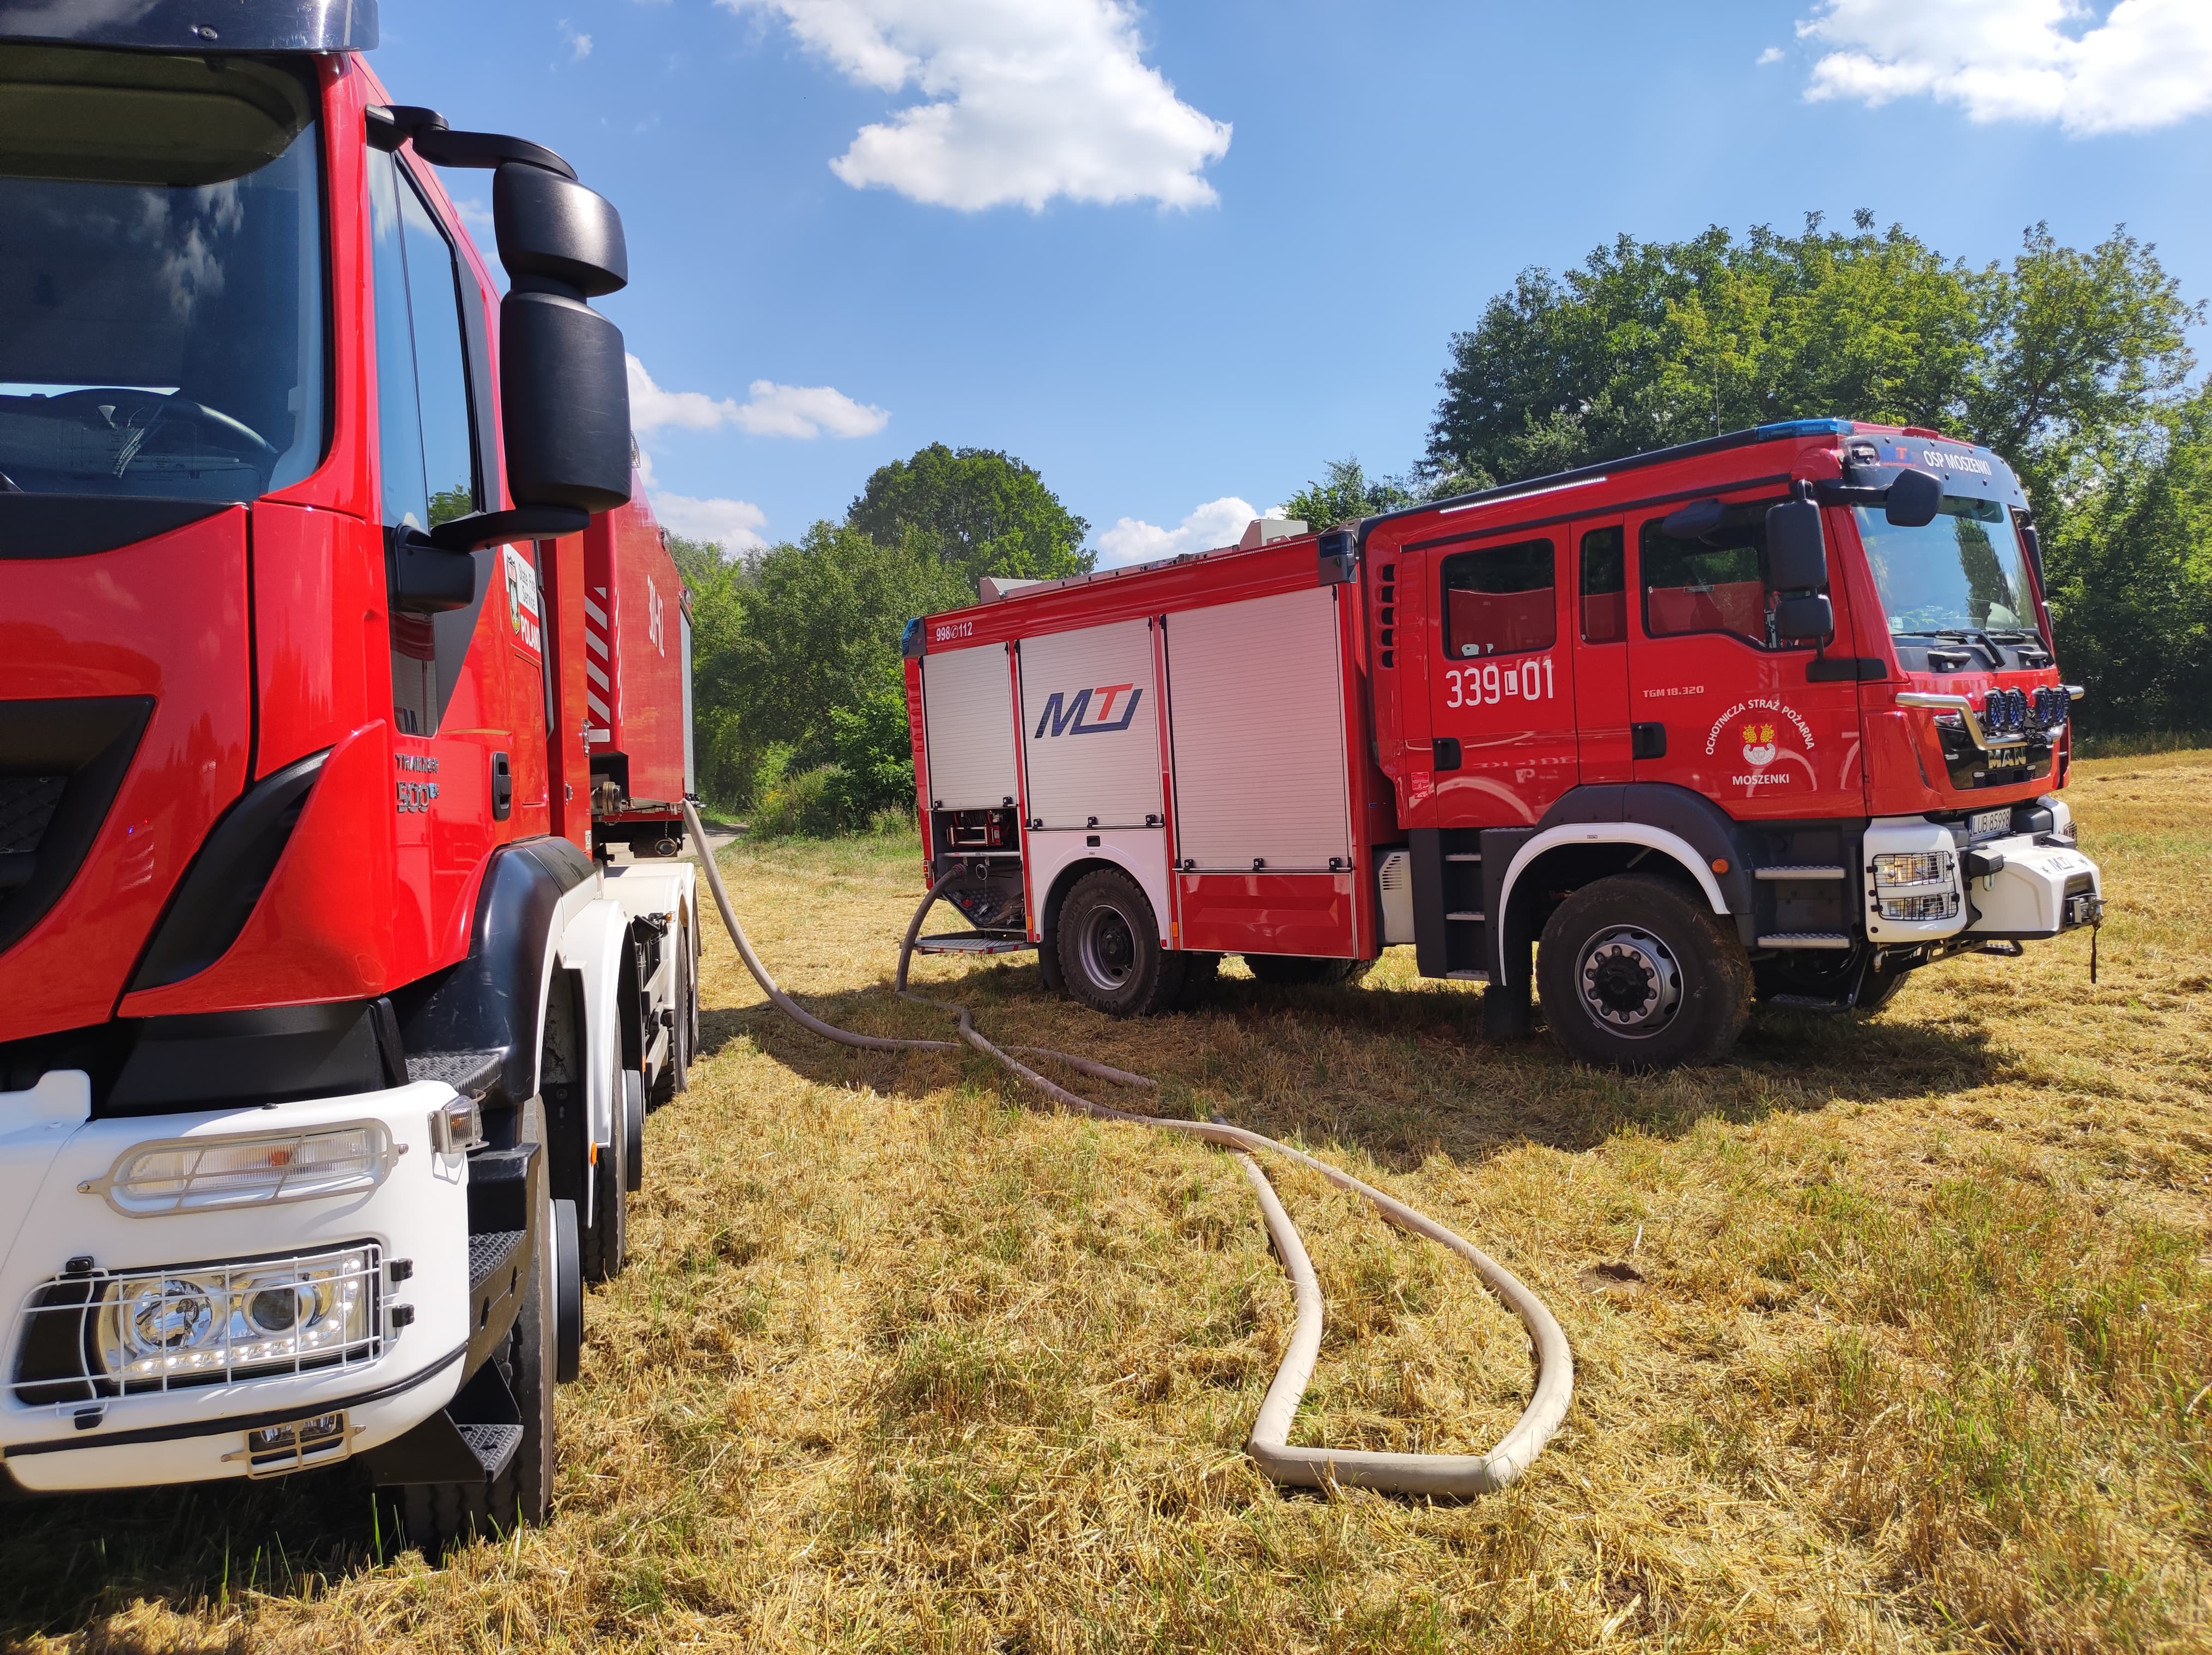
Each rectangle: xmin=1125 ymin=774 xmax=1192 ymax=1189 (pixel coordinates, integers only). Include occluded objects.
xmin=1018 ymin=618 xmax=1162 ymax=829
xmin=921 ymin=643 xmax=1017 ymax=810
xmin=1166 ymin=586 xmax=1351 ymax=871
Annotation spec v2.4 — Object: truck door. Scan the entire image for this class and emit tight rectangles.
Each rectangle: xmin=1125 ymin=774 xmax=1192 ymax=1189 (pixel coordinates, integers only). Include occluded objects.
xmin=1424 ymin=528 xmax=1576 ymax=826
xmin=1624 ymin=494 xmax=1864 ymax=820
xmin=1569 ymin=521 xmax=1631 ymax=784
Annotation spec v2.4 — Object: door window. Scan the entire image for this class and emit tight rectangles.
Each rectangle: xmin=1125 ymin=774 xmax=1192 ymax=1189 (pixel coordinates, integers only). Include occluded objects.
xmin=1578 ymin=527 xmax=1626 ymax=643
xmin=1441 ymin=538 xmax=1555 ymax=658
xmin=1640 ymin=500 xmax=1810 ymax=649
xmin=370 ymin=149 xmax=485 ymax=735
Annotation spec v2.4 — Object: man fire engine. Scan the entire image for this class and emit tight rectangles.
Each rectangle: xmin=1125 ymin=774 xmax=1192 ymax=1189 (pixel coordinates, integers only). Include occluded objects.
xmin=0 ymin=0 xmax=699 ymax=1544
xmin=904 ymin=418 xmax=2102 ymax=1070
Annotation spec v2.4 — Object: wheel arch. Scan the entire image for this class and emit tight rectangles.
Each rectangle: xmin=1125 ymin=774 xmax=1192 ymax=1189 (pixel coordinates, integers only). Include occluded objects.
xmin=1038 ymin=855 xmax=1145 ymax=939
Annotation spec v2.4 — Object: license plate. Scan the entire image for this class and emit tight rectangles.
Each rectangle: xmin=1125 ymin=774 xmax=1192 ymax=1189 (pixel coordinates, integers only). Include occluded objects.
xmin=1969 ymin=808 xmax=2011 ymax=840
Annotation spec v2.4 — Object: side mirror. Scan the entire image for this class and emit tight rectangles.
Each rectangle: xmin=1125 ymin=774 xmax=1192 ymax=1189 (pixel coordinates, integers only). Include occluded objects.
xmin=1884 ymin=467 xmax=1942 ymax=528
xmin=1763 ymin=497 xmax=1827 ymax=591
xmin=1773 ymin=593 xmax=1833 ymax=643
xmin=392 ymin=529 xmax=478 ymax=612
xmin=495 ymin=164 xmax=628 ymax=297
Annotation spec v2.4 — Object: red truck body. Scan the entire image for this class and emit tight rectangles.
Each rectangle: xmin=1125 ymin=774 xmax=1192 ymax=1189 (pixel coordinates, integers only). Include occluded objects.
xmin=584 ymin=496 xmax=696 ymax=853
xmin=0 ymin=9 xmax=697 ymax=1530
xmin=906 ymin=420 xmax=2103 ymax=1067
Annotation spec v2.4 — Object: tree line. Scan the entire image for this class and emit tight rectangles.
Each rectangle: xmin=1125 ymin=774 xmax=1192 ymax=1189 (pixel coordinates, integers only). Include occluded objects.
xmin=680 ymin=214 xmax=2208 ymax=831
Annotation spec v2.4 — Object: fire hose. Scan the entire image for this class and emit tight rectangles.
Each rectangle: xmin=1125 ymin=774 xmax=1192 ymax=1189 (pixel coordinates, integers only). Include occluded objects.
xmin=680 ymin=800 xmax=1572 ymax=1495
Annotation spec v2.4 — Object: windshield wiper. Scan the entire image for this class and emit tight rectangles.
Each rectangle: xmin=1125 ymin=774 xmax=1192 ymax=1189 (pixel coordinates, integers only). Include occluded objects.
xmin=1930 ymin=629 xmax=2005 ymax=667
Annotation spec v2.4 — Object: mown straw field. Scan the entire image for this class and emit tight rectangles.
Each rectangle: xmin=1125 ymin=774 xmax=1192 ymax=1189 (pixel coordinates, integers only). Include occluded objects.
xmin=4 ymin=749 xmax=2208 ymax=1653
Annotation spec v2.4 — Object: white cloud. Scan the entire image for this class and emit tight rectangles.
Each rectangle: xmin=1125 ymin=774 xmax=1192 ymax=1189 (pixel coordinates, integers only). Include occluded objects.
xmin=1096 ymin=495 xmax=1255 ymax=568
xmin=651 ymin=491 xmax=770 ymax=552
xmin=560 ymin=19 xmax=593 ymax=59
xmin=720 ymin=0 xmax=1232 ymax=210
xmin=1757 ymin=45 xmax=1785 ymax=65
xmin=625 ymin=356 xmax=889 ymax=440
xmin=1797 ymin=0 xmax=2212 ymax=133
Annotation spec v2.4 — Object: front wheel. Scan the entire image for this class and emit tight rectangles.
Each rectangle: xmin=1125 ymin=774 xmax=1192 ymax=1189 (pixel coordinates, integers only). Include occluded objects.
xmin=1536 ymin=874 xmax=1751 ymax=1070
xmin=1055 ymin=868 xmax=1186 ymax=1017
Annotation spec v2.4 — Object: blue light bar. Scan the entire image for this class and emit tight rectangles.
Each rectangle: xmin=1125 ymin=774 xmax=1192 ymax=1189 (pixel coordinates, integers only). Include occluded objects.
xmin=1754 ymin=418 xmax=1856 ymax=440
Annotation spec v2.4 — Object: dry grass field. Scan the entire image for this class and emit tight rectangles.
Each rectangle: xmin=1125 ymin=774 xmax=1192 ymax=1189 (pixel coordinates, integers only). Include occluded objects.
xmin=4 ymin=749 xmax=2208 ymax=1654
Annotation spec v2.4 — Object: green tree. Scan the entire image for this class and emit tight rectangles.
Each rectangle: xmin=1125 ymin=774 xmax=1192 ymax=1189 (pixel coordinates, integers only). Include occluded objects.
xmin=2040 ymin=388 xmax=2212 ymax=732
xmin=663 ymin=532 xmax=732 ymax=593
xmin=848 ymin=443 xmax=1093 ymax=587
xmin=692 ymin=520 xmax=968 ymax=811
xmin=1425 ymin=212 xmax=1981 ymax=486
xmin=1280 ymin=457 xmax=1420 ymax=528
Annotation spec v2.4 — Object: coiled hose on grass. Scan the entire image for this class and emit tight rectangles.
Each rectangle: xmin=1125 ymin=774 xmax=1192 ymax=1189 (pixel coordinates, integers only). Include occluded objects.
xmin=682 ymin=800 xmax=1573 ymax=1495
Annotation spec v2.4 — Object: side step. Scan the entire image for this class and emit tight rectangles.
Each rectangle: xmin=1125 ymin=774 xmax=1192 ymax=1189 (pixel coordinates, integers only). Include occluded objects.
xmin=1754 ymin=865 xmax=1848 ymax=881
xmin=914 ymin=931 xmax=1035 ymax=956
xmin=468 ymin=1229 xmax=525 ymax=1294
xmin=361 ymin=1356 xmax=525 ymax=1486
xmin=1756 ymin=933 xmax=1852 ymax=950
xmin=406 ymin=1049 xmax=503 ymax=1098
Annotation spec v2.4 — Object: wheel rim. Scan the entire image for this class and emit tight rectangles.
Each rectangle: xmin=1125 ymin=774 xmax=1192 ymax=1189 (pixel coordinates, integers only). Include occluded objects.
xmin=1077 ymin=901 xmax=1139 ymax=993
xmin=1576 ymin=925 xmax=1681 ymax=1037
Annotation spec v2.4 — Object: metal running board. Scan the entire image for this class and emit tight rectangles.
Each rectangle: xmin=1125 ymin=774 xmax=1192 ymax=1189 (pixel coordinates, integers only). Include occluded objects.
xmin=1445 ymin=910 xmax=1485 ymax=923
xmin=1754 ymin=865 xmax=1848 ymax=880
xmin=405 ymin=1049 xmax=503 ymax=1098
xmin=1757 ymin=932 xmax=1852 ymax=950
xmin=1445 ymin=853 xmax=1482 ymax=863
xmin=914 ymin=931 xmax=1035 ymax=956
xmin=455 ymin=1422 xmax=524 ymax=1478
xmin=1445 ymin=969 xmax=1490 ymax=982
xmin=467 ymin=1229 xmax=525 ymax=1293
xmin=1766 ymin=992 xmax=1851 ymax=1012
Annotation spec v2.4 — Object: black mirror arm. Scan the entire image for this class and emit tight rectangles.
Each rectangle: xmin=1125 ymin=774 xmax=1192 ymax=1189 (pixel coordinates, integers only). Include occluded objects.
xmin=365 ymin=105 xmax=577 ymax=179
xmin=427 ymin=506 xmax=590 ymax=552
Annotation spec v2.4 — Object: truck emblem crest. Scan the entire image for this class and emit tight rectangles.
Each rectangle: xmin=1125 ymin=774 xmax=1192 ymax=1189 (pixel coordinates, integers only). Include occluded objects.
xmin=1740 ymin=722 xmax=1778 ymax=767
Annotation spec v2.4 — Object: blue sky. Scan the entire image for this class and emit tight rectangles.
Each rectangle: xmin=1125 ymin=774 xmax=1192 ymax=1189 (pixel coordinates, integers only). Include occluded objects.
xmin=373 ymin=0 xmax=2212 ymax=562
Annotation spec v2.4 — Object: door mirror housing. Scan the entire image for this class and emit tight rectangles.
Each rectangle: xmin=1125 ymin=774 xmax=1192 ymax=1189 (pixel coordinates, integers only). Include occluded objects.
xmin=494 ymin=165 xmax=628 ymax=297
xmin=1763 ymin=497 xmax=1827 ymax=592
xmin=1884 ymin=467 xmax=1942 ymax=528
xmin=1773 ymin=593 xmax=1833 ymax=643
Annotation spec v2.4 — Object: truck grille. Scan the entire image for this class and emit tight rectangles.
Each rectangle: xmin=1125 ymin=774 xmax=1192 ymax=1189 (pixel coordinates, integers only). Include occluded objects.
xmin=0 ymin=775 xmax=66 ymax=859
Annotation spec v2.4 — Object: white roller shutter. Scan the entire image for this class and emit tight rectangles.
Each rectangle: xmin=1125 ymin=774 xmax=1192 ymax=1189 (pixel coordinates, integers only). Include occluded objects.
xmin=921 ymin=643 xmax=1017 ymax=810
xmin=1167 ymin=586 xmax=1352 ymax=870
xmin=1019 ymin=618 xmax=1162 ymax=828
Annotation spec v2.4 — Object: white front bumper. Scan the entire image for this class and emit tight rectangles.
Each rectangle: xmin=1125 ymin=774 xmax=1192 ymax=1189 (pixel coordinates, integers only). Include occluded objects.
xmin=1963 ymin=833 xmax=2102 ymax=938
xmin=0 ymin=1075 xmax=471 ymax=1493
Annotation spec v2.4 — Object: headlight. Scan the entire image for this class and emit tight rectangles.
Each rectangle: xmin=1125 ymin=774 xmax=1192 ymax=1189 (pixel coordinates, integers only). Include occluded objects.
xmin=84 ymin=1122 xmax=397 ymax=1216
xmin=13 ymin=1244 xmax=381 ymax=1404
xmin=1873 ymin=851 xmax=1950 ymax=888
xmin=1877 ymin=891 xmax=1961 ymax=922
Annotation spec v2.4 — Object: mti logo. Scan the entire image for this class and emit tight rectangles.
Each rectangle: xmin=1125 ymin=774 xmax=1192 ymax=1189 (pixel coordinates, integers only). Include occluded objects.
xmin=1034 ymin=684 xmax=1143 ymax=738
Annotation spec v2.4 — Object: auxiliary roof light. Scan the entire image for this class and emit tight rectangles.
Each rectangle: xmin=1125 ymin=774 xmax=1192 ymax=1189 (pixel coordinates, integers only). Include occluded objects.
xmin=81 ymin=1123 xmax=398 ymax=1216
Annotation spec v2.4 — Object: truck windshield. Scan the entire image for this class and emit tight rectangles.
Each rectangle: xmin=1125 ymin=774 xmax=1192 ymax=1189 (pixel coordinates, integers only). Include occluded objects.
xmin=0 ymin=48 xmax=326 ymax=502
xmin=1856 ymin=497 xmax=2037 ymax=637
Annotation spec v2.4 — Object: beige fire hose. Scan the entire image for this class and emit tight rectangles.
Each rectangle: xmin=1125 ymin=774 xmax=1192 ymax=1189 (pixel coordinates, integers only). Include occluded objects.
xmin=682 ymin=800 xmax=1572 ymax=1494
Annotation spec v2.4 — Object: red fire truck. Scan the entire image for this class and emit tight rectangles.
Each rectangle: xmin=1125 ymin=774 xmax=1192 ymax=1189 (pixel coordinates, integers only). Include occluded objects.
xmin=0 ymin=2 xmax=699 ymax=1544
xmin=903 ymin=419 xmax=2102 ymax=1070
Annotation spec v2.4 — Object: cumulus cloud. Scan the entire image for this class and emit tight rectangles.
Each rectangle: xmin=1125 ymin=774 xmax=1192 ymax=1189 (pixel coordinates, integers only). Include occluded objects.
xmin=1797 ymin=0 xmax=2212 ymax=133
xmin=651 ymin=492 xmax=770 ymax=552
xmin=559 ymin=19 xmax=593 ymax=59
xmin=1096 ymin=496 xmax=1256 ymax=568
xmin=1757 ymin=45 xmax=1785 ymax=65
xmin=625 ymin=356 xmax=889 ymax=440
xmin=720 ymin=0 xmax=1232 ymax=210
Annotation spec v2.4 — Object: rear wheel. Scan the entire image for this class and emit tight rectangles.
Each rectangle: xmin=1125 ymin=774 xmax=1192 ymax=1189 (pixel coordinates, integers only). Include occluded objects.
xmin=1537 ymin=874 xmax=1751 ymax=1070
xmin=1243 ymin=953 xmax=1372 ymax=987
xmin=1055 ymin=868 xmax=1185 ymax=1017
xmin=578 ymin=1057 xmax=629 ymax=1281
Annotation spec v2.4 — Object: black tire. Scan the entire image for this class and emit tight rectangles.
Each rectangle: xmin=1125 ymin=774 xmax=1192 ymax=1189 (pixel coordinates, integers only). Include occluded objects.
xmin=390 ymin=1121 xmax=558 ymax=1554
xmin=578 ymin=1065 xmax=628 ymax=1282
xmin=1536 ymin=874 xmax=1752 ymax=1070
xmin=1243 ymin=953 xmax=1372 ymax=987
xmin=1037 ymin=924 xmax=1068 ymax=996
xmin=652 ymin=931 xmax=694 ymax=1109
xmin=1055 ymin=868 xmax=1185 ymax=1017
